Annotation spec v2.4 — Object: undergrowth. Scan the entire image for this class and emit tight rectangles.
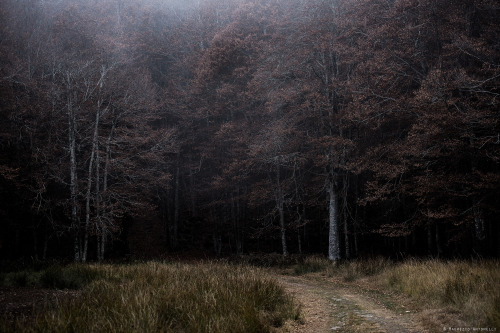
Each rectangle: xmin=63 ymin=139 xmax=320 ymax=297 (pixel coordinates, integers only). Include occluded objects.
xmin=1 ymin=262 xmax=299 ymax=333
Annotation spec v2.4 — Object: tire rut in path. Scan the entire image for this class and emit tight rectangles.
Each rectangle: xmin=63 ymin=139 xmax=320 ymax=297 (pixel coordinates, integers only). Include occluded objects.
xmin=277 ymin=275 xmax=425 ymax=333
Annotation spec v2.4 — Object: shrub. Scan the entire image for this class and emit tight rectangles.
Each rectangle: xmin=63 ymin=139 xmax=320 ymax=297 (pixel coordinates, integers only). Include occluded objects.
xmin=1 ymin=270 xmax=40 ymax=288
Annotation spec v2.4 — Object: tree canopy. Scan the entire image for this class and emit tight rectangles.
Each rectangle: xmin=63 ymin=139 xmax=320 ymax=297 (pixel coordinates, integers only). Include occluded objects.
xmin=1 ymin=0 xmax=498 ymax=261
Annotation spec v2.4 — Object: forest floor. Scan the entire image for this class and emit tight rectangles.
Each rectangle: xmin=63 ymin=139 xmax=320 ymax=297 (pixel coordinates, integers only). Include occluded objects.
xmin=276 ymin=272 xmax=429 ymax=333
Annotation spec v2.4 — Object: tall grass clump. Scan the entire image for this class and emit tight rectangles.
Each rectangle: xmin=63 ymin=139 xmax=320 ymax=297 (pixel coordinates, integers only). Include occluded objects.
xmin=287 ymin=256 xmax=393 ymax=279
xmin=5 ymin=262 xmax=299 ymax=333
xmin=339 ymin=257 xmax=394 ymax=281
xmin=385 ymin=259 xmax=500 ymax=327
xmin=316 ymin=257 xmax=394 ymax=281
xmin=0 ymin=264 xmax=101 ymax=289
xmin=293 ymin=256 xmax=331 ymax=275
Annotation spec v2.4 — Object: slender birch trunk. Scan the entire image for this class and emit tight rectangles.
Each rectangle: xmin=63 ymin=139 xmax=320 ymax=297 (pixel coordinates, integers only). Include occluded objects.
xmin=98 ymin=120 xmax=114 ymax=262
xmin=328 ymin=176 xmax=340 ymax=261
xmin=67 ymin=73 xmax=80 ymax=262
xmin=95 ymin=136 xmax=101 ymax=262
xmin=82 ymin=109 xmax=100 ymax=262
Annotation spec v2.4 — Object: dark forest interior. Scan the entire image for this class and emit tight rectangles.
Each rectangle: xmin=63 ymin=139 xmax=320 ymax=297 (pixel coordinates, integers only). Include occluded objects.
xmin=0 ymin=0 xmax=499 ymax=262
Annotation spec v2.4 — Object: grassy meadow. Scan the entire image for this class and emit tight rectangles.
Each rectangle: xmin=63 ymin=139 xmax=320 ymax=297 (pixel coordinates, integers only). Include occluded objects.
xmin=0 ymin=261 xmax=300 ymax=333
xmin=1 ymin=257 xmax=499 ymax=332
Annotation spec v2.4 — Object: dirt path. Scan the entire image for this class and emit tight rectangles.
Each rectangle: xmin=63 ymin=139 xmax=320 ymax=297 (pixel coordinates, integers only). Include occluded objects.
xmin=277 ymin=274 xmax=426 ymax=333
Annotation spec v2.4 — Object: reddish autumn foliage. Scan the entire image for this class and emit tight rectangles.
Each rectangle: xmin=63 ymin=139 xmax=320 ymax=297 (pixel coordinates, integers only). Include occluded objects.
xmin=0 ymin=0 xmax=498 ymax=260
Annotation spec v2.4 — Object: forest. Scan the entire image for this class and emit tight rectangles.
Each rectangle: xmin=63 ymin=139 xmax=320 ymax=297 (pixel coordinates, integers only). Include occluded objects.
xmin=0 ymin=0 xmax=499 ymax=262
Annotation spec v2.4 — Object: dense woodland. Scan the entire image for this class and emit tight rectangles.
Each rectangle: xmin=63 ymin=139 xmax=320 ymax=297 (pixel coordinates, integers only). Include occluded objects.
xmin=0 ymin=0 xmax=498 ymax=262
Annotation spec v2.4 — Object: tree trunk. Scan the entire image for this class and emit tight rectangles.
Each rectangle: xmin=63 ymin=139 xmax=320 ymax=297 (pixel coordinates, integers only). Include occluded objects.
xmin=293 ymin=158 xmax=303 ymax=256
xmin=231 ymin=191 xmax=242 ymax=255
xmin=95 ymin=142 xmax=102 ymax=262
xmin=427 ymin=224 xmax=433 ymax=256
xmin=353 ymin=227 xmax=359 ymax=258
xmin=190 ymin=167 xmax=196 ymax=217
xmin=279 ymin=201 xmax=288 ymax=256
xmin=353 ymin=204 xmax=359 ymax=257
xmin=435 ymin=223 xmax=443 ymax=257
xmin=42 ymin=232 xmax=48 ymax=261
xmin=32 ymin=219 xmax=38 ymax=261
xmin=328 ymin=178 xmax=340 ymax=261
xmin=83 ymin=110 xmax=100 ymax=262
xmin=342 ymin=180 xmax=350 ymax=259
xmin=213 ymin=233 xmax=222 ymax=257
xmin=171 ymin=160 xmax=180 ymax=250
xmin=97 ymin=120 xmax=114 ymax=262
xmin=236 ymin=188 xmax=242 ymax=254
xmin=297 ymin=229 xmax=302 ymax=255
xmin=67 ymin=80 xmax=80 ymax=262
xmin=343 ymin=213 xmax=350 ymax=260
xmin=473 ymin=205 xmax=486 ymax=241
xmin=275 ymin=162 xmax=288 ymax=257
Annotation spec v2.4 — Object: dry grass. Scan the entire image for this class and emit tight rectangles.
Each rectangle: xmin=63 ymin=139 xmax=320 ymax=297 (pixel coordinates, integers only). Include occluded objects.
xmin=293 ymin=256 xmax=331 ymax=275
xmin=333 ymin=257 xmax=393 ymax=281
xmin=1 ymin=261 xmax=300 ymax=333
xmin=384 ymin=259 xmax=500 ymax=328
xmin=3 ymin=257 xmax=498 ymax=331
xmin=291 ymin=256 xmax=393 ymax=281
